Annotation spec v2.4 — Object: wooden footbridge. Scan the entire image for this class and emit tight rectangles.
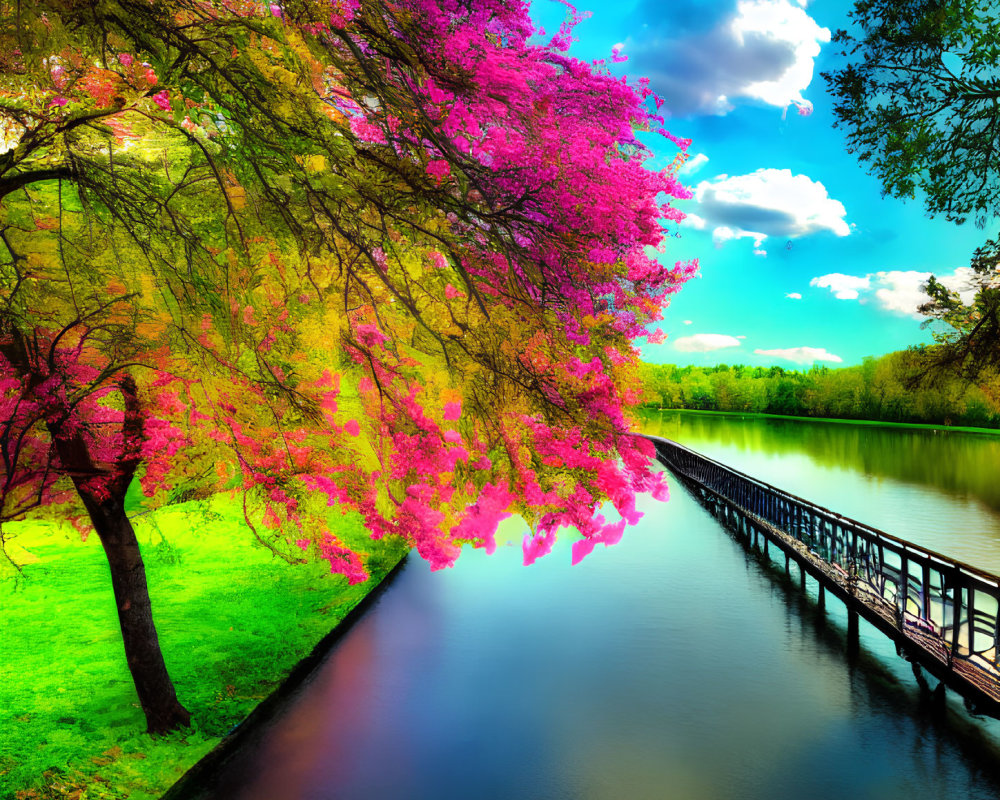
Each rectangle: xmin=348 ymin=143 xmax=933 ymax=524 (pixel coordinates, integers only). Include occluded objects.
xmin=649 ymin=435 xmax=1000 ymax=719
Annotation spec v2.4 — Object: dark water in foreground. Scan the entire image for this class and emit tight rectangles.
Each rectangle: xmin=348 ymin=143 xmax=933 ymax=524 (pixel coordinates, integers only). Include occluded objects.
xmin=198 ymin=413 xmax=1000 ymax=799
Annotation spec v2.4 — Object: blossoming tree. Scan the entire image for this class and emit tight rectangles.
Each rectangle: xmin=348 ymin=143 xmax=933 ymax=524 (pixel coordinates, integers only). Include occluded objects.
xmin=0 ymin=0 xmax=696 ymax=732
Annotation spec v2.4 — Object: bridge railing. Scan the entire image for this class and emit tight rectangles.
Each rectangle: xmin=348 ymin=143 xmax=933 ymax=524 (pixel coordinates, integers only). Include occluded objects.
xmin=649 ymin=435 xmax=1000 ymax=675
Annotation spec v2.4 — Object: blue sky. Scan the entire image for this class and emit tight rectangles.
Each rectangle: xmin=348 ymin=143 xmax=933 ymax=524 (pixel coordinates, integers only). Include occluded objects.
xmin=531 ymin=0 xmax=994 ymax=368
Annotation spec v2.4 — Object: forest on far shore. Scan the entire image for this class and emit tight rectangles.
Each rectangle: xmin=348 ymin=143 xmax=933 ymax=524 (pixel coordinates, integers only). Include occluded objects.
xmin=639 ymin=350 xmax=1000 ymax=429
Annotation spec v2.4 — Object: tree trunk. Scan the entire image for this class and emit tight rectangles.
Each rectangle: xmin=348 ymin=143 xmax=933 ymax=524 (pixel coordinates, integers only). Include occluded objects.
xmin=77 ymin=486 xmax=191 ymax=734
xmin=0 ymin=330 xmax=190 ymax=733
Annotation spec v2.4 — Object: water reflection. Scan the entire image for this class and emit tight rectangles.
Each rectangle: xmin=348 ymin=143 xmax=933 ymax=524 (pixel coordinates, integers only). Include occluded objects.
xmin=640 ymin=410 xmax=1000 ymax=572
xmin=198 ymin=464 xmax=1000 ymax=800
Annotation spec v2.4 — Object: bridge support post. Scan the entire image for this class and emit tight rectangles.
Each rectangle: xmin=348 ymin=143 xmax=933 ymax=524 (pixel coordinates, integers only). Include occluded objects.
xmin=649 ymin=436 xmax=1000 ymax=725
xmin=932 ymin=681 xmax=947 ymax=711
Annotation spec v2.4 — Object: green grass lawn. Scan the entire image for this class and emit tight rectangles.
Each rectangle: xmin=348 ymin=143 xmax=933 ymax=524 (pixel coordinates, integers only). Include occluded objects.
xmin=0 ymin=494 xmax=407 ymax=799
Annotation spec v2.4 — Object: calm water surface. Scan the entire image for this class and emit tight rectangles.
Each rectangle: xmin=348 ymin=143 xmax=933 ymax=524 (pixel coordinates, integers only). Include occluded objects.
xmin=199 ymin=413 xmax=1000 ymax=800
xmin=642 ymin=410 xmax=1000 ymax=573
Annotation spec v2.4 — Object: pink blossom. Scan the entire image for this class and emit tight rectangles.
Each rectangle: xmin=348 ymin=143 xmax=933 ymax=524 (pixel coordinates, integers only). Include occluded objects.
xmin=315 ymin=370 xmax=337 ymax=389
xmin=152 ymin=91 xmax=170 ymax=111
xmin=355 ymin=324 xmax=387 ymax=347
xmin=571 ymin=536 xmax=597 ymax=565
xmin=523 ymin=530 xmax=556 ymax=566
xmin=50 ymin=64 xmax=67 ymax=89
xmin=426 ymin=159 xmax=450 ymax=184
xmin=1 ymin=0 xmax=695 ymax=589
xmin=349 ymin=115 xmax=387 ymax=144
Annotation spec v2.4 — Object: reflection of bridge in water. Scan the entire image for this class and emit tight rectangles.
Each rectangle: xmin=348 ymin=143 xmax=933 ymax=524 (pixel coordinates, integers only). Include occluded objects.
xmin=649 ymin=435 xmax=1000 ymax=719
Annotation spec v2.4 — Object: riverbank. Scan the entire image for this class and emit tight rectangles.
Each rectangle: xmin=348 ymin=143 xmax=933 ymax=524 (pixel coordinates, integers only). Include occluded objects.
xmin=0 ymin=496 xmax=406 ymax=800
xmin=640 ymin=406 xmax=1000 ymax=436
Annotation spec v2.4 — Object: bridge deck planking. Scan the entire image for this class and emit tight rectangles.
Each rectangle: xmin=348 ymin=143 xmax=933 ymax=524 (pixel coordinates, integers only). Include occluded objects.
xmin=648 ymin=435 xmax=1000 ymax=719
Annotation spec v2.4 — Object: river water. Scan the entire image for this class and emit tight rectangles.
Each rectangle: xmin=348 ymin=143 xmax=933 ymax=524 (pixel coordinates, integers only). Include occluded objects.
xmin=196 ymin=411 xmax=1000 ymax=800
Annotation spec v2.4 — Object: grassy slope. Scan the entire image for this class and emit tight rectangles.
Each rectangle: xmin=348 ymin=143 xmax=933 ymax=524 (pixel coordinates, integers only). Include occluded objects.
xmin=0 ymin=495 xmax=406 ymax=800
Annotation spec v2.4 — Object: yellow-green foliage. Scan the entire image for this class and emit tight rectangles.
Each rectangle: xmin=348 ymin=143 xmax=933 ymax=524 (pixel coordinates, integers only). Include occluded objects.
xmin=639 ymin=352 xmax=1000 ymax=428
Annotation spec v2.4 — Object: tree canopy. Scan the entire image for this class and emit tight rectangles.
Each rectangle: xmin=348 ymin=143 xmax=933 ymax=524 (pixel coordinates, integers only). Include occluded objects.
xmin=823 ymin=0 xmax=1000 ymax=378
xmin=823 ymin=0 xmax=1000 ymax=227
xmin=0 ymin=0 xmax=695 ymax=731
xmin=639 ymin=353 xmax=1000 ymax=428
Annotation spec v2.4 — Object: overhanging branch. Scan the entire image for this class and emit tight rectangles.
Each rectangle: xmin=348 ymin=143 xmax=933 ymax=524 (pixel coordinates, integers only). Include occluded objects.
xmin=0 ymin=167 xmax=74 ymax=201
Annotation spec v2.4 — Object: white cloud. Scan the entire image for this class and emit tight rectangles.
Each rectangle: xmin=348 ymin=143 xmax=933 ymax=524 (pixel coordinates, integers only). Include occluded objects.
xmin=754 ymin=346 xmax=843 ymax=364
xmin=730 ymin=0 xmax=830 ymax=114
xmin=674 ymin=333 xmax=743 ymax=352
xmin=786 ymin=292 xmax=802 ymax=299
xmin=625 ymin=0 xmax=830 ymax=117
xmin=810 ymin=272 xmax=871 ymax=300
xmin=754 ymin=248 xmax=768 ymax=256
xmin=683 ymin=319 xmax=693 ymax=325
xmin=873 ymin=269 xmax=978 ymax=316
xmin=712 ymin=225 xmax=766 ymax=247
xmin=679 ymin=152 xmax=710 ymax=175
xmin=695 ymin=169 xmax=849 ymax=249
xmin=810 ymin=268 xmax=978 ymax=317
xmin=681 ymin=212 xmax=707 ymax=230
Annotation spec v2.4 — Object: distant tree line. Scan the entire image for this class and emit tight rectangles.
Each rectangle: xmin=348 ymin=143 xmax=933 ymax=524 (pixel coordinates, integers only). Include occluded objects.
xmin=639 ymin=351 xmax=1000 ymax=428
